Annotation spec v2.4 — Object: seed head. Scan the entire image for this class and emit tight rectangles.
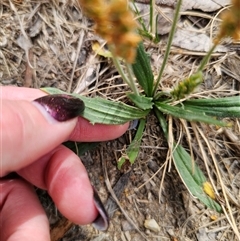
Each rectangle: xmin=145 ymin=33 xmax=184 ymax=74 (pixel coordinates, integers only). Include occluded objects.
xmin=78 ymin=0 xmax=141 ymax=63
xmin=215 ymin=0 xmax=240 ymax=44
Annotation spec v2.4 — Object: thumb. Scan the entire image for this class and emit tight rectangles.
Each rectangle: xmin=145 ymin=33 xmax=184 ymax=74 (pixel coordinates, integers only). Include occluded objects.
xmin=1 ymin=95 xmax=84 ymax=176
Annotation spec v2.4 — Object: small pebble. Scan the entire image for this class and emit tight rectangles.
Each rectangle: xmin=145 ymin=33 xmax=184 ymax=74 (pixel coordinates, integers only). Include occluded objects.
xmin=144 ymin=219 xmax=160 ymax=233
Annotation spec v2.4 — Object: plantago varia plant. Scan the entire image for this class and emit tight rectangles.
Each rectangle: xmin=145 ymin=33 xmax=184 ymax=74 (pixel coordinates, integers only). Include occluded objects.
xmin=42 ymin=0 xmax=240 ymax=237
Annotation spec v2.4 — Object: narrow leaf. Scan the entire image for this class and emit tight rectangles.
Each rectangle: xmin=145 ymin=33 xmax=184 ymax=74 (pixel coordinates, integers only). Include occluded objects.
xmin=183 ymin=105 xmax=240 ymax=118
xmin=41 ymin=87 xmax=149 ymax=124
xmin=184 ymin=96 xmax=240 ymax=107
xmin=127 ymin=118 xmax=146 ymax=163
xmin=118 ymin=119 xmax=146 ymax=168
xmin=154 ymin=104 xmax=221 ymax=212
xmin=79 ymin=96 xmax=149 ymax=124
xmin=173 ymin=144 xmax=222 ymax=212
xmin=155 ymin=102 xmax=228 ymax=127
xmin=127 ymin=93 xmax=153 ymax=110
xmin=154 ymin=107 xmax=168 ymax=139
xmin=183 ymin=96 xmax=240 ymax=118
xmin=132 ymin=42 xmax=154 ymax=97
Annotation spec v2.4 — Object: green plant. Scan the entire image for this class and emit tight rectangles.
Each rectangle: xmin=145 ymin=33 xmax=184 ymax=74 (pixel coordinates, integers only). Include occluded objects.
xmin=42 ymin=0 xmax=240 ymax=237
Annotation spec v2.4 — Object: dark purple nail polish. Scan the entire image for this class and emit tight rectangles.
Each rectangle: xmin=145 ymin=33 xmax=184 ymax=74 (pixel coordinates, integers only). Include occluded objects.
xmin=33 ymin=94 xmax=85 ymax=122
xmin=92 ymin=186 xmax=109 ymax=231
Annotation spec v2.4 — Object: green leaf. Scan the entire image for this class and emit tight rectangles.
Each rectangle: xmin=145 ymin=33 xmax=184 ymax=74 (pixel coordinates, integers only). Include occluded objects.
xmin=127 ymin=93 xmax=153 ymax=110
xmin=173 ymin=144 xmax=222 ymax=212
xmin=154 ymin=103 xmax=221 ymax=212
xmin=183 ymin=105 xmax=240 ymax=118
xmin=132 ymin=42 xmax=154 ymax=97
xmin=118 ymin=119 xmax=146 ymax=168
xmin=127 ymin=119 xmax=145 ymax=163
xmin=184 ymin=96 xmax=240 ymax=107
xmin=117 ymin=157 xmax=127 ymax=169
xmin=79 ymin=96 xmax=149 ymax=124
xmin=154 ymin=107 xmax=168 ymax=139
xmin=41 ymin=87 xmax=149 ymax=124
xmin=155 ymin=101 xmax=228 ymax=127
xmin=183 ymin=96 xmax=240 ymax=118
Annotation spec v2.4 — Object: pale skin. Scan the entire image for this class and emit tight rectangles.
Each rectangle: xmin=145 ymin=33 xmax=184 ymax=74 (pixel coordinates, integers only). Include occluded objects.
xmin=0 ymin=86 xmax=129 ymax=241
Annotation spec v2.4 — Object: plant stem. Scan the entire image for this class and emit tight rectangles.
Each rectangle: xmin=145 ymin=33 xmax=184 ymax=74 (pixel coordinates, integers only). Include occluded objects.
xmin=126 ymin=63 xmax=139 ymax=95
xmin=152 ymin=0 xmax=182 ymax=97
xmin=112 ymin=54 xmax=139 ymax=95
xmin=150 ymin=0 xmax=156 ymax=39
xmin=197 ymin=44 xmax=217 ymax=72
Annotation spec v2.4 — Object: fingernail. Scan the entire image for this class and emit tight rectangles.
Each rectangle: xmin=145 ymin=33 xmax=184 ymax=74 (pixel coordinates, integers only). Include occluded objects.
xmin=92 ymin=186 xmax=109 ymax=231
xmin=33 ymin=94 xmax=85 ymax=122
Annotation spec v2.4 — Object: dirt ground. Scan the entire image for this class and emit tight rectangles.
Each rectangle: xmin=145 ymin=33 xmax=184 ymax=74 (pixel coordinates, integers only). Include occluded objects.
xmin=1 ymin=1 xmax=240 ymax=241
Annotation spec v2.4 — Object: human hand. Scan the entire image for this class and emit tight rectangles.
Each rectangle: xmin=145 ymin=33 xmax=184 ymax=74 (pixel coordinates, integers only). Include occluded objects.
xmin=0 ymin=86 xmax=129 ymax=241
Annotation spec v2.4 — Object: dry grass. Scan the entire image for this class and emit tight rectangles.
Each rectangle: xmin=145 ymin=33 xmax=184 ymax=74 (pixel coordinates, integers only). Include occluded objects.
xmin=1 ymin=1 xmax=240 ymax=240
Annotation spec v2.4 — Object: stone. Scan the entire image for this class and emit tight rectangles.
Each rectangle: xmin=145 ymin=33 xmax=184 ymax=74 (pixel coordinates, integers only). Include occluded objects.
xmin=144 ymin=219 xmax=160 ymax=233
